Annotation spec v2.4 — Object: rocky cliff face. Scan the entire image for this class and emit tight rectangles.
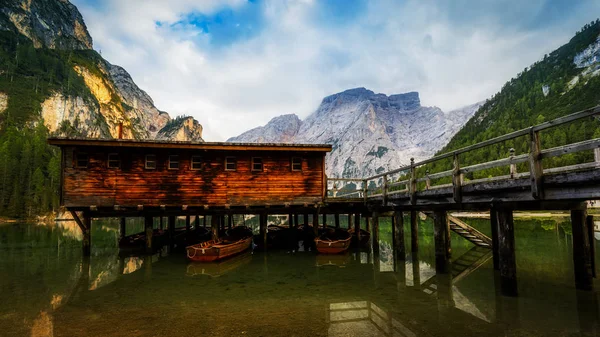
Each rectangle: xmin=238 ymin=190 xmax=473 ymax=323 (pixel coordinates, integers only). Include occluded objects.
xmin=229 ymin=114 xmax=301 ymax=143
xmin=229 ymin=88 xmax=482 ymax=178
xmin=156 ymin=116 xmax=204 ymax=142
xmin=1 ymin=0 xmax=203 ymax=142
xmin=0 ymin=0 xmax=92 ymax=49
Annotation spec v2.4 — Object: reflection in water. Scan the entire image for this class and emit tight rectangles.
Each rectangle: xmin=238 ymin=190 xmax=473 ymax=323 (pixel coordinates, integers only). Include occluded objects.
xmin=2 ymin=217 xmax=600 ymax=336
xmin=187 ymin=251 xmax=253 ymax=277
xmin=328 ymin=301 xmax=415 ymax=337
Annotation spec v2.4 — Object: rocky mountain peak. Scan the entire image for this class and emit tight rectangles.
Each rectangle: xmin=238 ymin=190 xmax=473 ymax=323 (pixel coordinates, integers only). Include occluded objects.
xmin=227 ymin=113 xmax=301 ymax=143
xmin=0 ymin=0 xmax=93 ymax=49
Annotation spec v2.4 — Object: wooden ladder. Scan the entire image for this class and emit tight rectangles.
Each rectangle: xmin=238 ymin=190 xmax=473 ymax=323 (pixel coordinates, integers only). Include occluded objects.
xmin=447 ymin=215 xmax=492 ymax=248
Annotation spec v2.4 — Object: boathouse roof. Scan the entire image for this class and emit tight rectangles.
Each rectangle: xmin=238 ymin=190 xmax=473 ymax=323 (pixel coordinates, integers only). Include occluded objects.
xmin=47 ymin=137 xmax=332 ymax=152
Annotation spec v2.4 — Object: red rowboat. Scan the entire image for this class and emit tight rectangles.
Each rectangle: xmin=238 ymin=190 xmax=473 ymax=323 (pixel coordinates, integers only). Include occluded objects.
xmin=186 ymin=226 xmax=253 ymax=262
xmin=315 ymin=229 xmax=352 ymax=254
xmin=186 ymin=236 xmax=253 ymax=262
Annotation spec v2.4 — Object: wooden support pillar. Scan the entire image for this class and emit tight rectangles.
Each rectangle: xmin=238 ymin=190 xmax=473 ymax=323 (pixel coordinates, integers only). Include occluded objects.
xmin=410 ymin=210 xmax=418 ymax=252
xmin=529 ymin=129 xmax=544 ymax=199
xmin=497 ymin=209 xmax=517 ymax=296
xmin=372 ymin=213 xmax=380 ymax=254
xmin=260 ymin=213 xmax=268 ymax=249
xmin=322 ymin=213 xmax=327 ymax=228
xmin=168 ymin=216 xmax=175 ymax=249
xmin=203 ymin=215 xmax=207 ymax=228
xmin=145 ymin=216 xmax=153 ymax=254
xmin=228 ymin=214 xmax=233 ymax=229
xmin=334 ymin=213 xmax=340 ymax=228
xmin=433 ymin=211 xmax=450 ymax=274
xmin=572 ymin=209 xmax=593 ymax=290
xmin=587 ymin=215 xmax=596 ymax=278
xmin=119 ymin=217 xmax=126 ymax=239
xmin=294 ymin=214 xmax=299 ymax=229
xmin=288 ymin=213 xmax=294 ymax=228
xmin=347 ymin=213 xmax=353 ymax=229
xmin=412 ymin=253 xmax=420 ymax=289
xmin=82 ymin=213 xmax=91 ymax=256
xmin=194 ymin=215 xmax=200 ymax=234
xmin=365 ymin=216 xmax=370 ymax=232
xmin=490 ymin=208 xmax=500 ymax=271
xmin=185 ymin=215 xmax=191 ymax=233
xmin=354 ymin=213 xmax=361 ymax=242
xmin=313 ymin=211 xmax=319 ymax=237
xmin=393 ymin=211 xmax=405 ymax=260
xmin=211 ymin=215 xmax=219 ymax=241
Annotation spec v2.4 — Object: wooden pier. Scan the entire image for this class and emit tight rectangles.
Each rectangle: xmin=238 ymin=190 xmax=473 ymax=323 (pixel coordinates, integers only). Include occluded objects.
xmin=49 ymin=105 xmax=600 ymax=294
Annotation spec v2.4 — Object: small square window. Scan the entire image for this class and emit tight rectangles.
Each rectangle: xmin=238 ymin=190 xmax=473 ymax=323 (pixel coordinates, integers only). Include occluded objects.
xmin=145 ymin=155 xmax=157 ymax=169
xmin=168 ymin=155 xmax=179 ymax=170
xmin=108 ymin=153 xmax=120 ymax=168
xmin=191 ymin=156 xmax=202 ymax=170
xmin=225 ymin=157 xmax=237 ymax=171
xmin=75 ymin=153 xmax=88 ymax=168
xmin=252 ymin=157 xmax=263 ymax=171
xmin=291 ymin=157 xmax=302 ymax=171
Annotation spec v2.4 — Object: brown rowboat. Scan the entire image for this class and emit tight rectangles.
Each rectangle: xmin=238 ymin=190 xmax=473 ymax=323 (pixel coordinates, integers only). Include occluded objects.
xmin=186 ymin=236 xmax=252 ymax=262
xmin=315 ymin=229 xmax=352 ymax=254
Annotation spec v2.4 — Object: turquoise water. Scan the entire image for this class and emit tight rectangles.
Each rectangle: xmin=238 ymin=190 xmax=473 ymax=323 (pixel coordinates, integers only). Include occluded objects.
xmin=1 ymin=215 xmax=599 ymax=336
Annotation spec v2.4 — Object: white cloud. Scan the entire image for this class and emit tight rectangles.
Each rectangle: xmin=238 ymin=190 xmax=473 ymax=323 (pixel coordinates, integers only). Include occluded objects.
xmin=72 ymin=0 xmax=600 ymax=141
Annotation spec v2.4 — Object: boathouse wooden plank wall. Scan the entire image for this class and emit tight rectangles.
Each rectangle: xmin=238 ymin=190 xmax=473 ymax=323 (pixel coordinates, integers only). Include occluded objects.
xmin=49 ymin=139 xmax=331 ymax=208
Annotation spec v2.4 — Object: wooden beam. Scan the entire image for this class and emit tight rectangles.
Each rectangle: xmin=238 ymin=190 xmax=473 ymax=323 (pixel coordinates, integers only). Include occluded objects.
xmin=313 ymin=210 xmax=319 ymax=237
xmin=497 ymin=209 xmax=517 ymax=296
xmin=410 ymin=210 xmax=418 ymax=252
xmin=529 ymin=128 xmax=544 ymax=199
xmin=69 ymin=210 xmax=86 ymax=232
xmin=393 ymin=211 xmax=405 ymax=260
xmin=372 ymin=213 xmax=380 ymax=254
xmin=294 ymin=214 xmax=299 ymax=230
xmin=490 ymin=208 xmax=500 ymax=271
xmin=145 ymin=216 xmax=153 ymax=254
xmin=334 ymin=213 xmax=340 ymax=228
xmin=434 ymin=211 xmax=450 ymax=273
xmin=587 ymin=215 xmax=596 ymax=278
xmin=211 ymin=215 xmax=219 ymax=241
xmin=354 ymin=213 xmax=361 ymax=242
xmin=572 ymin=210 xmax=593 ymax=290
xmin=452 ymin=153 xmax=463 ymax=203
xmin=120 ymin=217 xmax=126 ymax=239
xmin=82 ymin=212 xmax=91 ymax=256
xmin=260 ymin=213 xmax=268 ymax=250
xmin=168 ymin=215 xmax=175 ymax=249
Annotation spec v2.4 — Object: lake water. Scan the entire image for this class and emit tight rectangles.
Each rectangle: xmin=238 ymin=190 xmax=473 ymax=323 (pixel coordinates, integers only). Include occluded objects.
xmin=1 ymin=215 xmax=600 ymax=336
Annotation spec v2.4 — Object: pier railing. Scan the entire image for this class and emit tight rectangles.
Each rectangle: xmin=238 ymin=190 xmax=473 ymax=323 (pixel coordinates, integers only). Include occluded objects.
xmin=326 ymin=105 xmax=600 ymax=204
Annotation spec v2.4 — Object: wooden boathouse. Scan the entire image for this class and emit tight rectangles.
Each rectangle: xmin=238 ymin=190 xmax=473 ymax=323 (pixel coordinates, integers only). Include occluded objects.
xmin=49 ymin=105 xmax=600 ymax=295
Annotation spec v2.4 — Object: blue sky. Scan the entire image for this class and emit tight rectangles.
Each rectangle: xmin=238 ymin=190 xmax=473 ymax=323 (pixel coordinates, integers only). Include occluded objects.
xmin=72 ymin=0 xmax=600 ymax=141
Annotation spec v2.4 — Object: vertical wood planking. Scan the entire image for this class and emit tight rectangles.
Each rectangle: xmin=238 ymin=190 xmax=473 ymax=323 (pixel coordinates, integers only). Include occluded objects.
xmin=490 ymin=208 xmax=500 ymax=270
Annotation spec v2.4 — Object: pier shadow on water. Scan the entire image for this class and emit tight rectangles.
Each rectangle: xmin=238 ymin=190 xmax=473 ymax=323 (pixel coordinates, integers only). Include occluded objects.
xmin=1 ymin=217 xmax=600 ymax=336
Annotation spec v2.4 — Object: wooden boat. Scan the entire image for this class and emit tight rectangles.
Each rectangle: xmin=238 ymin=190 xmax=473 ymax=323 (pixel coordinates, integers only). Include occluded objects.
xmin=348 ymin=227 xmax=371 ymax=247
xmin=314 ymin=228 xmax=352 ymax=254
xmin=186 ymin=226 xmax=253 ymax=262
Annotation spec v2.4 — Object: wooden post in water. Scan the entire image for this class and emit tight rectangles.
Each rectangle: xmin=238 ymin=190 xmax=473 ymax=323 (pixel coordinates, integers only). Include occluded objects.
xmin=294 ymin=214 xmax=299 ymax=229
xmin=490 ymin=208 xmax=500 ymax=271
xmin=334 ymin=213 xmax=340 ymax=228
xmin=586 ymin=215 xmax=596 ymax=278
xmin=313 ymin=210 xmax=320 ymax=237
xmin=82 ymin=212 xmax=91 ymax=256
xmin=194 ymin=215 xmax=200 ymax=235
xmin=260 ymin=213 xmax=268 ymax=250
xmin=228 ymin=214 xmax=233 ymax=229
xmin=322 ymin=213 xmax=327 ymax=228
xmin=354 ymin=213 xmax=361 ymax=242
xmin=410 ymin=210 xmax=418 ymax=252
xmin=497 ymin=209 xmax=517 ymax=296
xmin=119 ymin=217 xmax=126 ymax=239
xmin=185 ymin=215 xmax=191 ymax=240
xmin=347 ymin=214 xmax=353 ymax=229
xmin=288 ymin=213 xmax=294 ymax=228
xmin=572 ymin=209 xmax=593 ymax=290
xmin=159 ymin=216 xmax=164 ymax=230
xmin=304 ymin=213 xmax=309 ymax=228
xmin=393 ymin=211 xmax=405 ymax=260
xmin=211 ymin=215 xmax=219 ymax=241
xmin=203 ymin=215 xmax=207 ymax=228
xmin=365 ymin=215 xmax=370 ymax=232
xmin=433 ymin=211 xmax=450 ymax=273
xmin=168 ymin=216 xmax=175 ymax=249
xmin=372 ymin=212 xmax=380 ymax=254
xmin=145 ymin=215 xmax=153 ymax=254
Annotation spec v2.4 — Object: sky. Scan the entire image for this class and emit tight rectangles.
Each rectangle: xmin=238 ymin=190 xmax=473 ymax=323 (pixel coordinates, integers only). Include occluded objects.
xmin=71 ymin=0 xmax=600 ymax=141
